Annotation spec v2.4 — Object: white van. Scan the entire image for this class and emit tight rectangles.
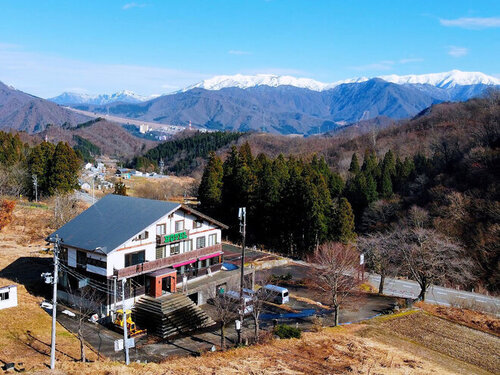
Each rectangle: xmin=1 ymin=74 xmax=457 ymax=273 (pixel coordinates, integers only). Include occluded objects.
xmin=261 ymin=284 xmax=290 ymax=304
xmin=224 ymin=290 xmax=254 ymax=315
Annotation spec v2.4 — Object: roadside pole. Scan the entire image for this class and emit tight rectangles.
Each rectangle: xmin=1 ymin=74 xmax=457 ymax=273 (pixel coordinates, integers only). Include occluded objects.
xmin=50 ymin=235 xmax=60 ymax=370
xmin=238 ymin=207 xmax=246 ymax=345
xmin=113 ymin=276 xmax=117 ymax=318
xmin=121 ymin=279 xmax=130 ymax=365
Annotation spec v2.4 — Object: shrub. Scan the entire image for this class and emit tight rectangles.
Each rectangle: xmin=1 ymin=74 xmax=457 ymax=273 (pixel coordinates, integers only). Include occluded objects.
xmin=0 ymin=199 xmax=16 ymax=231
xmin=274 ymin=324 xmax=301 ymax=339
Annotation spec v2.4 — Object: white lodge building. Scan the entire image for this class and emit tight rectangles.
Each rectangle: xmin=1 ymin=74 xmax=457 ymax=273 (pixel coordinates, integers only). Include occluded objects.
xmin=50 ymin=194 xmax=227 ymax=312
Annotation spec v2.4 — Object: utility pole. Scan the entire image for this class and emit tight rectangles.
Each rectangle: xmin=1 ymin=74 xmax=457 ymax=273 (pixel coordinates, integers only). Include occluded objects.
xmin=91 ymin=176 xmax=95 ymax=204
xmin=32 ymin=175 xmax=38 ymax=202
xmin=238 ymin=207 xmax=246 ymax=345
xmin=113 ymin=276 xmax=117 ymax=318
xmin=49 ymin=234 xmax=61 ymax=370
xmin=121 ymin=279 xmax=130 ymax=365
xmin=159 ymin=159 xmax=164 ymax=175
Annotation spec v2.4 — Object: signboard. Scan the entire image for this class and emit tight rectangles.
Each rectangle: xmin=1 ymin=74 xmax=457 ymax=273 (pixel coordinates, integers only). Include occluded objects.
xmin=114 ymin=338 xmax=135 ymax=351
xmin=126 ymin=338 xmax=135 ymax=348
xmin=164 ymin=231 xmax=187 ymax=244
xmin=78 ymin=278 xmax=89 ymax=289
xmin=114 ymin=339 xmax=123 ymax=352
xmin=360 ymin=254 xmax=365 ymax=265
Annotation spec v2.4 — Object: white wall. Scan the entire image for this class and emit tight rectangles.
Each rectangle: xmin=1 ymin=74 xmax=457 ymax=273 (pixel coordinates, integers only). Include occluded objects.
xmin=0 ymin=285 xmax=18 ymax=310
xmin=63 ymin=207 xmax=223 ymax=278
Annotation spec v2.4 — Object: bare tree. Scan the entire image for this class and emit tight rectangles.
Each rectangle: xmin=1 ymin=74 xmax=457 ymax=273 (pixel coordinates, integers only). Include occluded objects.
xmin=358 ymin=232 xmax=400 ymax=294
xmin=249 ymin=274 xmax=274 ymax=343
xmin=51 ymin=193 xmax=80 ymax=228
xmin=397 ymin=227 xmax=475 ymax=301
xmin=207 ymin=285 xmax=238 ymax=351
xmin=310 ymin=242 xmax=361 ymax=326
xmin=67 ymin=284 xmax=103 ymax=362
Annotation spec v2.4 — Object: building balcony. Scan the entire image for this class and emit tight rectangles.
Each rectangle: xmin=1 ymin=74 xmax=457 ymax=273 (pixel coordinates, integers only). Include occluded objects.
xmin=114 ymin=243 xmax=223 ymax=279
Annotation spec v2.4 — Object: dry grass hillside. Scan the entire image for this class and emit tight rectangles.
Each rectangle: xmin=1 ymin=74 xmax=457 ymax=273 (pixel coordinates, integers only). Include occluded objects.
xmin=0 ymin=201 xmax=498 ymax=374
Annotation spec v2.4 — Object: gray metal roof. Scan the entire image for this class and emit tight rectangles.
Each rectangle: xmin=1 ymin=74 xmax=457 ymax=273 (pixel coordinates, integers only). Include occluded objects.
xmin=49 ymin=194 xmax=180 ymax=254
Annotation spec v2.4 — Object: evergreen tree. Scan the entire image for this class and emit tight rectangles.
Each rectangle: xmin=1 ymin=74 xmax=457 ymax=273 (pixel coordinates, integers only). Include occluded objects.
xmin=380 ymin=168 xmax=393 ymax=198
xmin=27 ymin=141 xmax=56 ymax=198
xmin=113 ymin=179 xmax=127 ymax=196
xmin=198 ymin=152 xmax=224 ymax=217
xmin=349 ymin=153 xmax=360 ymax=174
xmin=48 ymin=142 xmax=80 ymax=194
xmin=335 ymin=198 xmax=356 ymax=244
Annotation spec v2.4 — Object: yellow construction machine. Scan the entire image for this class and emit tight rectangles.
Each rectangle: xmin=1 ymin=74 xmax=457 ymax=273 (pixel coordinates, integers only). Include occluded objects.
xmin=113 ymin=309 xmax=147 ymax=338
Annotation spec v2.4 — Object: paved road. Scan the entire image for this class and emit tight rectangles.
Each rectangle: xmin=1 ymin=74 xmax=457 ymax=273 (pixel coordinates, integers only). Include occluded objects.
xmin=74 ymin=191 xmax=97 ymax=205
xmin=290 ymin=258 xmax=500 ymax=314
xmin=367 ymin=274 xmax=500 ymax=313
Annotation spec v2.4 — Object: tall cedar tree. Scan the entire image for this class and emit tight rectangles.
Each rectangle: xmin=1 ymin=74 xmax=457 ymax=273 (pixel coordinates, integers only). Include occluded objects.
xmin=335 ymin=198 xmax=356 ymax=244
xmin=198 ymin=151 xmax=224 ymax=217
xmin=48 ymin=142 xmax=80 ymax=195
xmin=349 ymin=153 xmax=360 ymax=174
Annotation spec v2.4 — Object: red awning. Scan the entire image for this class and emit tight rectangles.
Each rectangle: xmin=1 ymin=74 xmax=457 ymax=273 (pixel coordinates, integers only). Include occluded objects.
xmin=199 ymin=252 xmax=222 ymax=261
xmin=172 ymin=259 xmax=197 ymax=268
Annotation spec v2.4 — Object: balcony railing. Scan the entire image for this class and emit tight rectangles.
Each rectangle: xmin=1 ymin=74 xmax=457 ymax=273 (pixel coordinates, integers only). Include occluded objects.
xmin=115 ymin=243 xmax=222 ymax=279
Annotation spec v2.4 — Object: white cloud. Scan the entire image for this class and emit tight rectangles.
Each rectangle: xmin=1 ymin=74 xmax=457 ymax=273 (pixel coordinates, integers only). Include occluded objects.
xmin=351 ymin=57 xmax=423 ymax=72
xmin=447 ymin=46 xmax=468 ymax=58
xmin=351 ymin=60 xmax=395 ymax=71
xmin=228 ymin=50 xmax=252 ymax=55
xmin=440 ymin=17 xmax=500 ymax=29
xmin=122 ymin=3 xmax=146 ymax=10
xmin=399 ymin=58 xmax=424 ymax=64
xmin=0 ymin=43 xmax=207 ymax=97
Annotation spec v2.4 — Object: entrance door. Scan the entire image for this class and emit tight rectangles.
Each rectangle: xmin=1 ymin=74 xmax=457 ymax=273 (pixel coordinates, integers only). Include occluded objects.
xmin=161 ymin=276 xmax=171 ymax=294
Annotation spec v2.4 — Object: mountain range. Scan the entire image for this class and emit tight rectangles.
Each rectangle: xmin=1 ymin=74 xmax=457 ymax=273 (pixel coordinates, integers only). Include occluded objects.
xmin=49 ymin=90 xmax=159 ymax=105
xmin=1 ymin=70 xmax=498 ymax=135
xmin=69 ymin=70 xmax=499 ymax=135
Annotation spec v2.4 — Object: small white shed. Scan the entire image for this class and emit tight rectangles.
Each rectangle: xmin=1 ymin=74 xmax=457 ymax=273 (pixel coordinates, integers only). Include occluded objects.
xmin=0 ymin=285 xmax=18 ymax=310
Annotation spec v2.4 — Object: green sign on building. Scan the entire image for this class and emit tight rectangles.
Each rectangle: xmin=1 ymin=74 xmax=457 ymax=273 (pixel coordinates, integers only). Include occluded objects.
xmin=164 ymin=231 xmax=188 ymax=244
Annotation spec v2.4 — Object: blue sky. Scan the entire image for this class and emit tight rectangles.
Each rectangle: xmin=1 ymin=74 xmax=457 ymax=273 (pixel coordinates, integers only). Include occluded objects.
xmin=0 ymin=0 xmax=498 ymax=97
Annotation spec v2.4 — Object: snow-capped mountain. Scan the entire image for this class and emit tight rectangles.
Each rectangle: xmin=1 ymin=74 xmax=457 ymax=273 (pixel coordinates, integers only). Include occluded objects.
xmin=379 ymin=70 xmax=500 ymax=88
xmin=49 ymin=90 xmax=160 ymax=105
xmin=182 ymin=73 xmax=369 ymax=92
xmin=182 ymin=70 xmax=500 ymax=92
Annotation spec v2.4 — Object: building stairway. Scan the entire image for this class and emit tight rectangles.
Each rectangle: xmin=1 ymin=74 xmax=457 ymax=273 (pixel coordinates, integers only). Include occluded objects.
xmin=132 ymin=294 xmax=216 ymax=338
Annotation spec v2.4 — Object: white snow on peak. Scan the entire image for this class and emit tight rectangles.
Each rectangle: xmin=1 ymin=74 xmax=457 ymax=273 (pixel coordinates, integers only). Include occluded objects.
xmin=49 ymin=90 xmax=160 ymax=105
xmin=378 ymin=70 xmax=500 ymax=88
xmin=182 ymin=70 xmax=499 ymax=92
xmin=182 ymin=74 xmax=333 ymax=92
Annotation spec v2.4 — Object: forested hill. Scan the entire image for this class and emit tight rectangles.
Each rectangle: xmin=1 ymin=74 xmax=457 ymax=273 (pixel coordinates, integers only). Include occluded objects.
xmin=197 ymin=93 xmax=500 ymax=292
xmin=129 ymin=131 xmax=244 ymax=175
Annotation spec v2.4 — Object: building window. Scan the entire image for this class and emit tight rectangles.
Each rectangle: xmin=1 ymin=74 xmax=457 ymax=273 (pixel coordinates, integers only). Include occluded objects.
xmin=87 ymin=257 xmax=106 ymax=269
xmin=76 ymin=251 xmax=87 ymax=269
xmin=134 ymin=231 xmax=149 ymax=241
xmin=170 ymin=243 xmax=180 ymax=256
xmin=0 ymin=291 xmax=9 ymax=300
xmin=156 ymin=224 xmax=166 ymax=235
xmin=196 ymin=236 xmax=206 ymax=249
xmin=156 ymin=246 xmax=166 ymax=259
xmin=125 ymin=250 xmax=145 ymax=267
xmin=208 ymin=233 xmax=217 ymax=246
xmin=175 ymin=220 xmax=184 ymax=232
xmin=193 ymin=220 xmax=202 ymax=229
xmin=184 ymin=239 xmax=193 ymax=252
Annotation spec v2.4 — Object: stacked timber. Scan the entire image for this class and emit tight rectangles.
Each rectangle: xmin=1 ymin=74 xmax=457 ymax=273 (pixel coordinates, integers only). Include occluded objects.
xmin=133 ymin=294 xmax=215 ymax=338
